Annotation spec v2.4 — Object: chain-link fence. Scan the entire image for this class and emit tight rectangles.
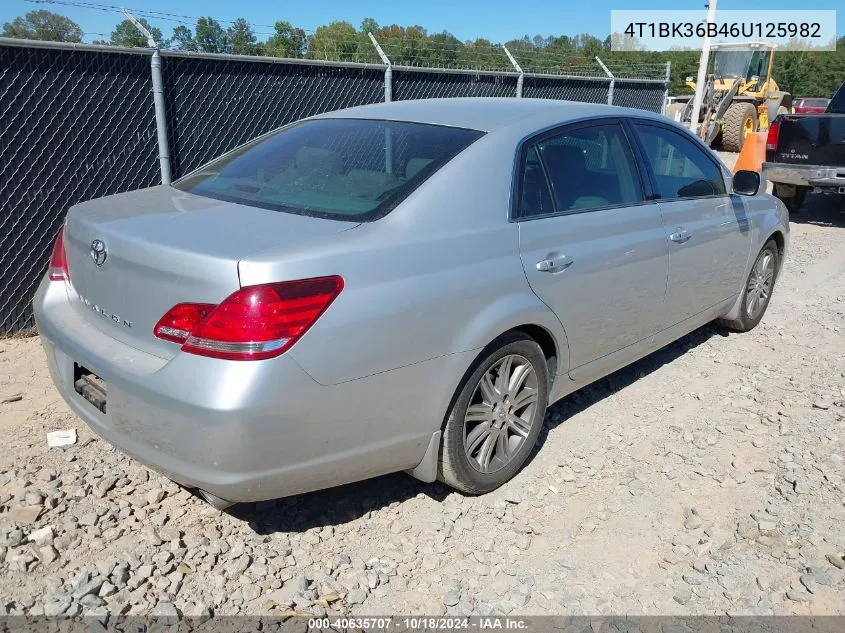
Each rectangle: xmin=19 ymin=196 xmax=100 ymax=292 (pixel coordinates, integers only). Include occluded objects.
xmin=0 ymin=37 xmax=670 ymax=333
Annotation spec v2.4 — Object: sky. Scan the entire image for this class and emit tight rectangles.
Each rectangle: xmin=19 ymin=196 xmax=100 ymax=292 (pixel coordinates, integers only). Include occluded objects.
xmin=1 ymin=0 xmax=842 ymax=44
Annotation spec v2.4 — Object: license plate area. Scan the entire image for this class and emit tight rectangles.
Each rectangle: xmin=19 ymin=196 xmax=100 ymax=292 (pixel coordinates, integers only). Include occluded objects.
xmin=74 ymin=364 xmax=107 ymax=414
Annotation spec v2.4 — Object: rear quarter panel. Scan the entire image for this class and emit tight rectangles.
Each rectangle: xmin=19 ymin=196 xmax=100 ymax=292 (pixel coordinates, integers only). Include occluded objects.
xmin=238 ymin=131 xmax=570 ymax=387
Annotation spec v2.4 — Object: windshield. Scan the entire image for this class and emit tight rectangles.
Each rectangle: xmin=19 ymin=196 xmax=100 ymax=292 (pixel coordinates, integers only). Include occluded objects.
xmin=175 ymin=118 xmax=484 ymax=221
xmin=712 ymin=51 xmax=753 ymax=79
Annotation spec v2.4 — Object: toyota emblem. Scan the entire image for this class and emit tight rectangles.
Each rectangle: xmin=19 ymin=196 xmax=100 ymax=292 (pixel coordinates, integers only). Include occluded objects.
xmin=90 ymin=239 xmax=107 ymax=266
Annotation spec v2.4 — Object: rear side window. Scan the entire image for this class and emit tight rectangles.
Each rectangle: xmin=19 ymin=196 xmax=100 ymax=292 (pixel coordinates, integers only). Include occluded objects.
xmin=828 ymin=84 xmax=845 ymax=113
xmin=631 ymin=123 xmax=726 ymax=199
xmin=804 ymin=98 xmax=829 ymax=108
xmin=520 ymin=123 xmax=643 ymax=217
xmin=175 ymin=118 xmax=484 ymax=221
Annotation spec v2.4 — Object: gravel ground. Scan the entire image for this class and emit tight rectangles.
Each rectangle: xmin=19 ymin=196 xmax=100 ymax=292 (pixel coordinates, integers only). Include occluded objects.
xmin=1 ymin=153 xmax=844 ymax=618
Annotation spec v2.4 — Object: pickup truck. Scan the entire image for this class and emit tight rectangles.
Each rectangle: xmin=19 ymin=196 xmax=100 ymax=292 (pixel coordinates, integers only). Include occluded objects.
xmin=762 ymin=81 xmax=845 ymax=212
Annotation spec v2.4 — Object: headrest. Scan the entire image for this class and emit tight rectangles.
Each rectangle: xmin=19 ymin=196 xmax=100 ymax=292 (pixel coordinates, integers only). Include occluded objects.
xmin=541 ymin=144 xmax=586 ymax=180
xmin=296 ymin=146 xmax=342 ymax=174
xmin=405 ymin=158 xmax=433 ymax=179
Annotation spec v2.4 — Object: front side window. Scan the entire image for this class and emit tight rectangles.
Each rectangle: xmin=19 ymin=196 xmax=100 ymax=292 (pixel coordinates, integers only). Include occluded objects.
xmin=523 ymin=123 xmax=643 ymax=215
xmin=632 ymin=123 xmax=726 ymax=199
xmin=175 ymin=118 xmax=484 ymax=221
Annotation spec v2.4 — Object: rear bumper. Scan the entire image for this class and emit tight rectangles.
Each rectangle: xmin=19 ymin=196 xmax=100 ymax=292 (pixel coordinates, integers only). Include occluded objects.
xmin=762 ymin=162 xmax=845 ymax=191
xmin=33 ymin=277 xmax=448 ymax=502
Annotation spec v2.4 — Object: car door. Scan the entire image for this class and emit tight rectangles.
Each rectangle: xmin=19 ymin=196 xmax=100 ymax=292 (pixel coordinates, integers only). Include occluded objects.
xmin=516 ymin=120 xmax=670 ymax=376
xmin=627 ymin=120 xmax=750 ymax=326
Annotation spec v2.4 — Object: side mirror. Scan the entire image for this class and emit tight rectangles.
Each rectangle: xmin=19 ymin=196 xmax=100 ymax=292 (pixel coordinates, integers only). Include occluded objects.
xmin=732 ymin=170 xmax=760 ymax=196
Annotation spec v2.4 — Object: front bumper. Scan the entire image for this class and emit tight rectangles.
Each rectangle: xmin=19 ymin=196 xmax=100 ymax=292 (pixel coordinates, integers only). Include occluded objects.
xmin=33 ymin=277 xmax=440 ymax=502
xmin=762 ymin=162 xmax=845 ymax=191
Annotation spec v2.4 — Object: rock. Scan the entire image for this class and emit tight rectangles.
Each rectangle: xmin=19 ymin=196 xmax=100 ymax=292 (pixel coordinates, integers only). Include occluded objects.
xmin=98 ymin=582 xmax=117 ymax=598
xmin=265 ymin=586 xmax=297 ymax=608
xmin=78 ymin=512 xmax=98 ymax=527
xmin=242 ymin=585 xmax=260 ymax=601
xmin=683 ymin=508 xmax=702 ymax=530
xmin=825 ymin=554 xmax=845 ymax=570
xmin=73 ymin=576 xmax=106 ymax=599
xmin=673 ymin=588 xmax=692 ymax=605
xmin=799 ymin=573 xmax=817 ymax=594
xmin=786 ymin=588 xmax=811 ymax=602
xmin=81 ymin=595 xmax=105 ymax=611
xmin=183 ymin=602 xmax=211 ymax=620
xmin=560 ymin=468 xmax=576 ymax=482
xmin=508 ymin=590 xmax=530 ymax=608
xmin=27 ymin=526 xmax=53 ymax=546
xmin=40 ymin=546 xmax=58 ymax=564
xmin=515 ymin=535 xmax=531 ymax=550
xmin=503 ymin=490 xmax=521 ymax=504
xmin=151 ymin=602 xmax=179 ymax=617
xmin=443 ymin=589 xmax=460 ymax=606
xmin=7 ymin=505 xmax=42 ymax=524
xmin=225 ymin=554 xmax=251 ymax=579
xmin=347 ymin=588 xmax=367 ymax=605
xmin=682 ymin=574 xmax=704 ymax=586
xmin=25 ymin=492 xmax=43 ymax=506
xmin=147 ymin=489 xmax=166 ymax=505
xmin=556 ymin=556 xmax=578 ymax=570
xmin=812 ymin=400 xmax=831 ymax=410
xmin=43 ymin=597 xmax=71 ymax=616
xmin=793 ymin=479 xmax=811 ymax=495
xmin=806 ymin=568 xmax=833 ymax=586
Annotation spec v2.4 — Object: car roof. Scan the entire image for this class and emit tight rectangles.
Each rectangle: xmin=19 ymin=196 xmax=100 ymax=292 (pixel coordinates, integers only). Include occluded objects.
xmin=312 ymin=97 xmax=669 ymax=134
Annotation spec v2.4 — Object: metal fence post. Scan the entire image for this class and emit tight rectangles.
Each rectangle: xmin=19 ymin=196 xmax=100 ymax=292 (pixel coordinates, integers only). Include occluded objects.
xmin=122 ymin=10 xmax=171 ymax=184
xmin=502 ymin=46 xmax=524 ymax=98
xmin=661 ymin=61 xmax=672 ymax=115
xmin=367 ymin=33 xmax=394 ymax=173
xmin=595 ymin=56 xmax=614 ymax=105
xmin=368 ymin=33 xmax=392 ymax=103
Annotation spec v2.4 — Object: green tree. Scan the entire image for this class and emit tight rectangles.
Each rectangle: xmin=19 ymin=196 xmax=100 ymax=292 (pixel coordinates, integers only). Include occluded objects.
xmin=170 ymin=25 xmax=197 ymax=51
xmin=227 ymin=18 xmax=257 ymax=55
xmin=195 ymin=16 xmax=227 ymax=53
xmin=372 ymin=24 xmax=429 ymax=66
xmin=2 ymin=10 xmax=83 ymax=42
xmin=360 ymin=17 xmax=379 ymax=36
xmin=429 ymin=31 xmax=463 ymax=68
xmin=264 ymin=21 xmax=307 ymax=58
xmin=307 ymin=21 xmax=367 ymax=62
xmin=109 ymin=18 xmax=163 ymax=47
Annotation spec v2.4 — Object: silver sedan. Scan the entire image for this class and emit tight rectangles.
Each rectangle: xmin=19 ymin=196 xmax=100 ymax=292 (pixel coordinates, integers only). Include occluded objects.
xmin=33 ymin=98 xmax=789 ymax=509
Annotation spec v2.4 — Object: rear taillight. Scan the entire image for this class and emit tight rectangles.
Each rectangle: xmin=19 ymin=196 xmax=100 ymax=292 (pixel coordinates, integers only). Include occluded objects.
xmin=154 ymin=276 xmax=344 ymax=361
xmin=766 ymin=121 xmax=781 ymax=152
xmin=153 ymin=303 xmax=215 ymax=344
xmin=48 ymin=228 xmax=69 ymax=282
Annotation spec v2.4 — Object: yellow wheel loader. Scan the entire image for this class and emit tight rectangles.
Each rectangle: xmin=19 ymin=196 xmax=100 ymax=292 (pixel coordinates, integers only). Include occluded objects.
xmin=666 ymin=42 xmax=792 ymax=152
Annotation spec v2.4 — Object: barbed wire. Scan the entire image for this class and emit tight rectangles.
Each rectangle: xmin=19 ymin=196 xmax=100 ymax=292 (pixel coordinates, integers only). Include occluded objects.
xmin=21 ymin=0 xmax=669 ymax=79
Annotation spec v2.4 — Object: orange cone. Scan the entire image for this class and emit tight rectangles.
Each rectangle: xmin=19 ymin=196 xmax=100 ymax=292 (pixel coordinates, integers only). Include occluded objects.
xmin=733 ymin=131 xmax=767 ymax=173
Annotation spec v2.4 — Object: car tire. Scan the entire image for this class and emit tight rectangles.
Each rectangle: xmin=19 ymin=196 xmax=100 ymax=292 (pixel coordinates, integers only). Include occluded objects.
xmin=722 ymin=102 xmax=758 ymax=152
xmin=438 ymin=332 xmax=549 ymax=495
xmin=718 ymin=239 xmax=780 ymax=332
xmin=773 ymin=183 xmax=807 ymax=213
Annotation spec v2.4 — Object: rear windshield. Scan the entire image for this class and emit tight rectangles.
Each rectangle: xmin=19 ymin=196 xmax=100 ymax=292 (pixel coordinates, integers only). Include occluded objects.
xmin=802 ymin=98 xmax=829 ymax=107
xmin=174 ymin=118 xmax=484 ymax=221
xmin=828 ymin=84 xmax=845 ymax=113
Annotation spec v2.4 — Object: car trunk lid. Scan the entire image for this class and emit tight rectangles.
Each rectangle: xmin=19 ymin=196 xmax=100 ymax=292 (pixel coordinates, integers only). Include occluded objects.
xmin=63 ymin=185 xmax=357 ymax=358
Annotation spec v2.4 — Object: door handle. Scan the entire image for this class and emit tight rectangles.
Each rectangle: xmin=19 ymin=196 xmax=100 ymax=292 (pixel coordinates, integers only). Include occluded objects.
xmin=536 ymin=254 xmax=574 ymax=272
xmin=669 ymin=229 xmax=691 ymax=244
